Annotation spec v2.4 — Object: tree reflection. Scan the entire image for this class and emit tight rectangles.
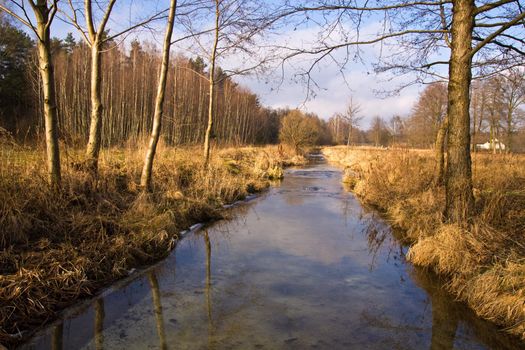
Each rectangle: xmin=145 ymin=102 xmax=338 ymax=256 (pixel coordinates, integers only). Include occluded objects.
xmin=411 ymin=268 xmax=459 ymax=350
xmin=363 ymin=216 xmax=404 ymax=271
xmin=94 ymin=299 xmax=105 ymax=350
xmin=149 ymin=272 xmax=167 ymax=350
xmin=204 ymin=230 xmax=214 ymax=349
xmin=51 ymin=323 xmax=63 ymax=350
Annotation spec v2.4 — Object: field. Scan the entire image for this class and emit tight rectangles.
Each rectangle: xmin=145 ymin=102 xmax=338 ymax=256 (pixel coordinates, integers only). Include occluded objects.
xmin=323 ymin=146 xmax=525 ymax=341
xmin=0 ymin=141 xmax=304 ymax=347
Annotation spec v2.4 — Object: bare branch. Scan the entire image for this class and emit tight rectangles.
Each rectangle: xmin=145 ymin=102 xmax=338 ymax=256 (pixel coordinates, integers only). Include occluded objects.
xmin=292 ymin=1 xmax=452 ymax=13
xmin=45 ymin=0 xmax=59 ymax=33
xmin=97 ymin=0 xmax=116 ymax=40
xmin=474 ymin=0 xmax=515 ymax=15
xmin=0 ymin=3 xmax=33 ymax=29
xmin=85 ymin=0 xmax=96 ymax=39
xmin=103 ymin=10 xmax=168 ymax=43
xmin=471 ymin=11 xmax=525 ymax=57
xmin=472 ymin=35 xmax=525 ymax=55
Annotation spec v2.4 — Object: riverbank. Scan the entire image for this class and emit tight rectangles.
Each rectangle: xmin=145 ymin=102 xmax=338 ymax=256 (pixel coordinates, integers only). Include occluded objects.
xmin=0 ymin=143 xmax=305 ymax=347
xmin=323 ymin=146 xmax=525 ymax=341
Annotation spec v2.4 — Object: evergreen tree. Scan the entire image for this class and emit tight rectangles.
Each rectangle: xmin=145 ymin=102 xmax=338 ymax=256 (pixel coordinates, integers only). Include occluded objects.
xmin=0 ymin=17 xmax=33 ymax=133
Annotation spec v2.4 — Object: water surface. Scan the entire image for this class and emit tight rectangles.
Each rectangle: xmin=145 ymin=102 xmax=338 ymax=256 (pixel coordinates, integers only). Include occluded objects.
xmin=21 ymin=161 xmax=525 ymax=349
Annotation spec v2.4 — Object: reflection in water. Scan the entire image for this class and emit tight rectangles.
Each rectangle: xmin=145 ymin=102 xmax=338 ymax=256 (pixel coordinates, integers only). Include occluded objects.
xmin=204 ymin=230 xmax=212 ymax=324
xmin=94 ymin=299 xmax=105 ymax=350
xmin=411 ymin=267 xmax=525 ymax=350
xmin=428 ymin=281 xmax=459 ymax=350
xmin=20 ymin=162 xmax=525 ymax=350
xmin=148 ymin=272 xmax=167 ymax=350
xmin=413 ymin=268 xmax=460 ymax=350
xmin=362 ymin=213 xmax=406 ymax=272
xmin=364 ymin=219 xmax=392 ymax=270
xmin=204 ymin=230 xmax=213 ymax=348
xmin=51 ymin=324 xmax=62 ymax=350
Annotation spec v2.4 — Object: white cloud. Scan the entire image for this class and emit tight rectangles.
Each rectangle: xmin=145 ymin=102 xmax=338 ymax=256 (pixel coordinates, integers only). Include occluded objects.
xmin=231 ymin=22 xmax=425 ymax=127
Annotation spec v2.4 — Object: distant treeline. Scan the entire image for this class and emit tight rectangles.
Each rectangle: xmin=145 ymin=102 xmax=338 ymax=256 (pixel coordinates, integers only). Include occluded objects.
xmin=2 ymin=17 xmax=523 ymax=151
xmin=327 ymin=78 xmax=525 ymax=152
xmin=1 ymin=20 xmax=286 ymax=146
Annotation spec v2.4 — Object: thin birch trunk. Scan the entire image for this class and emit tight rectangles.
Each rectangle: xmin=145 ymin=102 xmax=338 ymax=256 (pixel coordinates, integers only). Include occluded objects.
xmin=435 ymin=114 xmax=448 ymax=186
xmin=85 ymin=42 xmax=103 ymax=170
xmin=203 ymin=0 xmax=220 ymax=166
xmin=34 ymin=1 xmax=61 ymax=187
xmin=140 ymin=0 xmax=178 ymax=190
xmin=84 ymin=0 xmax=116 ymax=171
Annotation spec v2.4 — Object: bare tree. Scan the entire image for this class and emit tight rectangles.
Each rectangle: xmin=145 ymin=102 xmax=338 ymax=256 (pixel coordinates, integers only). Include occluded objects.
xmin=388 ymin=115 xmax=405 ymax=146
xmin=341 ymin=97 xmax=362 ymax=147
xmin=405 ymin=82 xmax=447 ymax=183
xmin=500 ymin=68 xmax=525 ymax=152
xmin=279 ymin=109 xmax=319 ymax=153
xmin=327 ymin=114 xmax=344 ymax=144
xmin=180 ymin=0 xmax=277 ymax=166
xmin=23 ymin=39 xmax=274 ymax=149
xmin=140 ymin=0 xmax=178 ymax=191
xmin=276 ymin=0 xmax=525 ymax=222
xmin=369 ymin=116 xmax=390 ymax=147
xmin=470 ymin=71 xmax=524 ymax=153
xmin=485 ymin=76 xmax=505 ymax=154
xmin=203 ymin=0 xmax=220 ymax=166
xmin=0 ymin=0 xmax=61 ymax=187
xmin=470 ymin=80 xmax=486 ymax=152
xmin=62 ymin=0 xmax=166 ymax=171
xmin=407 ymin=83 xmax=448 ymax=147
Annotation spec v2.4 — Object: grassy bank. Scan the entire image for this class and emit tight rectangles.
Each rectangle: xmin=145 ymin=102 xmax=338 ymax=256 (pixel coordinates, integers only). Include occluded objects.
xmin=0 ymin=142 xmax=305 ymax=347
xmin=323 ymin=146 xmax=525 ymax=341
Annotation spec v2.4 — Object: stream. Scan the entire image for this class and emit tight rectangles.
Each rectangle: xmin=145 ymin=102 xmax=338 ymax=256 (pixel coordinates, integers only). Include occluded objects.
xmin=20 ymin=158 xmax=525 ymax=349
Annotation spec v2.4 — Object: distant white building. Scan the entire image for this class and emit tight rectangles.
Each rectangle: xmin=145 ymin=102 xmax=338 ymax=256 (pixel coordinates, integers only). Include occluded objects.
xmin=476 ymin=139 xmax=506 ymax=151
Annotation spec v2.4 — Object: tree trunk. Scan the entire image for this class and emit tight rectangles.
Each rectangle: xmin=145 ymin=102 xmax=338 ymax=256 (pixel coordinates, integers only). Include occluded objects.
xmin=347 ymin=125 xmax=352 ymax=148
xmin=82 ymin=0 xmax=116 ymax=171
xmin=471 ymin=95 xmax=477 ymax=152
xmin=506 ymin=107 xmax=513 ymax=153
xmin=435 ymin=114 xmax=448 ymax=186
xmin=444 ymin=0 xmax=475 ymax=223
xmin=203 ymin=0 xmax=220 ymax=166
xmin=491 ymin=123 xmax=496 ymax=154
xmin=496 ymin=125 xmax=503 ymax=154
xmin=36 ymin=7 xmax=61 ymax=187
xmin=86 ymin=43 xmax=103 ymax=171
xmin=140 ymin=0 xmax=177 ymax=190
xmin=473 ymin=90 xmax=485 ymax=153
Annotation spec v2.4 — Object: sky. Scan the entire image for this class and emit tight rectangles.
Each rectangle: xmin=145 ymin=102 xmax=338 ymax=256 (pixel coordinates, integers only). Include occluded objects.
xmin=15 ymin=0 xmax=434 ymax=128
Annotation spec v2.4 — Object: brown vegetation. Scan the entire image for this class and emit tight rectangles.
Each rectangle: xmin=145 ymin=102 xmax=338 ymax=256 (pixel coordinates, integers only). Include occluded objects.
xmin=323 ymin=146 xmax=525 ymax=341
xmin=0 ymin=142 xmax=303 ymax=347
xmin=279 ymin=110 xmax=324 ymax=154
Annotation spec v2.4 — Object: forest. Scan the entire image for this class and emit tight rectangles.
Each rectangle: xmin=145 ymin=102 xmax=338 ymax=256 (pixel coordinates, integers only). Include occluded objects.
xmin=3 ymin=18 xmax=524 ymax=155
xmin=1 ymin=0 xmax=525 ymax=348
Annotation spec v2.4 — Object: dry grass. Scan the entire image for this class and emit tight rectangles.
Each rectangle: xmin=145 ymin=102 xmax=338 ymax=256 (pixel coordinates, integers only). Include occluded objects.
xmin=0 ymin=141 xmax=303 ymax=348
xmin=323 ymin=145 xmax=525 ymax=341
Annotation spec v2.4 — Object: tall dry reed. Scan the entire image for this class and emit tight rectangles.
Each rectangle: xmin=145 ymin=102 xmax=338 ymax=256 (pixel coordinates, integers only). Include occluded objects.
xmin=323 ymin=146 xmax=525 ymax=341
xmin=0 ymin=141 xmax=303 ymax=347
